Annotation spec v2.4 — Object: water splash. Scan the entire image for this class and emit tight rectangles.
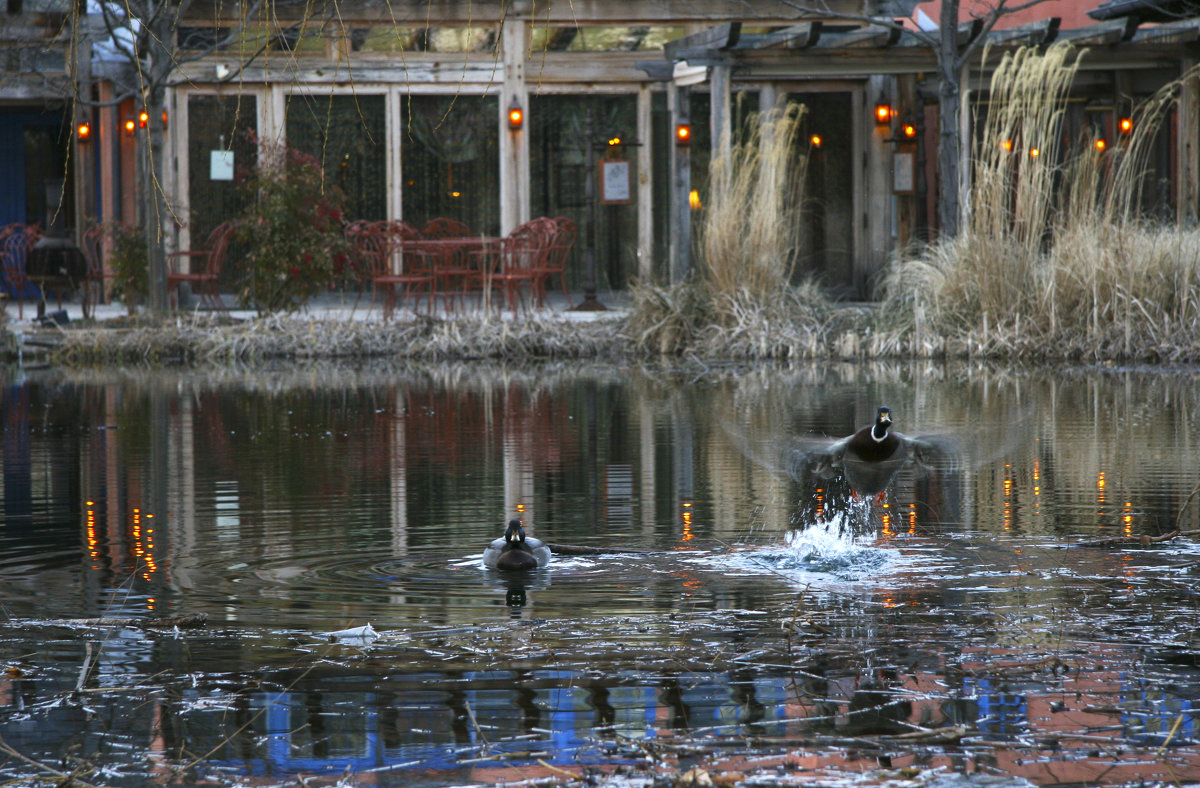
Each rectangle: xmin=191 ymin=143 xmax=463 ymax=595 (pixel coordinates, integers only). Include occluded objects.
xmin=725 ymin=511 xmax=903 ymax=584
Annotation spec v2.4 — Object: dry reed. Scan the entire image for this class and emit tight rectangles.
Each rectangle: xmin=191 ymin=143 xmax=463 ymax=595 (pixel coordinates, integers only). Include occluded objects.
xmin=881 ymin=43 xmax=1200 ymax=362
xmin=50 ymin=313 xmax=627 ymax=365
xmin=627 ymin=102 xmax=838 ymax=358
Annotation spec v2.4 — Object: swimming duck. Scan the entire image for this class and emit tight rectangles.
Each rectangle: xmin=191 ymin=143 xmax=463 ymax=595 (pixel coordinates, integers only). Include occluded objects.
xmin=482 ymin=519 xmax=552 ymax=570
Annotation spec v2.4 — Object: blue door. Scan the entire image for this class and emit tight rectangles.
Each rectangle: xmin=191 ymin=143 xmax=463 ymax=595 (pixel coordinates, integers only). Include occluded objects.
xmin=0 ymin=109 xmax=68 ymax=229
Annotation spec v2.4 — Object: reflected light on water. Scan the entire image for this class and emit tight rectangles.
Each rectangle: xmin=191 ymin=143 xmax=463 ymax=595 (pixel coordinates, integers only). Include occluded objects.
xmin=4 ymin=365 xmax=1200 ymax=786
xmin=677 ymin=500 xmax=694 ymax=545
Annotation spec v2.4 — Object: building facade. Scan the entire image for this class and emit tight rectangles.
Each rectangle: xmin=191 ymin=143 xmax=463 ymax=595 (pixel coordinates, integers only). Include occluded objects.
xmin=2 ymin=0 xmax=1198 ymax=303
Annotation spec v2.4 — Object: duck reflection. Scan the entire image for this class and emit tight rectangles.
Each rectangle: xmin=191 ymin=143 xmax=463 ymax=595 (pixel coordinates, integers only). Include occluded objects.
xmin=481 ymin=567 xmax=551 ymax=617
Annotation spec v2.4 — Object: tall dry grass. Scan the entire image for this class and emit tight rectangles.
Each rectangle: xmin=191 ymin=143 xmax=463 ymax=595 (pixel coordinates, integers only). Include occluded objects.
xmin=628 ymin=102 xmax=835 ymax=357
xmin=880 ymin=42 xmax=1200 ymax=361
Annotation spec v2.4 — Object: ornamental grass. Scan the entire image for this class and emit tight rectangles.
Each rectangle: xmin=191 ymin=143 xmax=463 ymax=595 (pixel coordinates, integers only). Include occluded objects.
xmin=880 ymin=43 xmax=1200 ymax=362
xmin=627 ymin=101 xmax=838 ymax=359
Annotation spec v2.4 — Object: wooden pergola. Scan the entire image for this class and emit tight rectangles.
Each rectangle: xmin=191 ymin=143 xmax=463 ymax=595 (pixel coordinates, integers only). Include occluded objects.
xmin=647 ymin=10 xmax=1200 ymax=289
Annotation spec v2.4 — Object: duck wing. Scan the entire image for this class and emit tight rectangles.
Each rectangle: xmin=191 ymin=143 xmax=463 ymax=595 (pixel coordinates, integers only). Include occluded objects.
xmin=723 ymin=422 xmax=954 ymax=487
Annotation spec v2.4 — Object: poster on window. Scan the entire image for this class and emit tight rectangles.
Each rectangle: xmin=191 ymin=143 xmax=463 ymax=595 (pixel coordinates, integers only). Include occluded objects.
xmin=893 ymin=151 xmax=915 ymax=194
xmin=600 ymin=159 xmax=632 ymax=204
xmin=210 ymin=150 xmax=235 ymax=181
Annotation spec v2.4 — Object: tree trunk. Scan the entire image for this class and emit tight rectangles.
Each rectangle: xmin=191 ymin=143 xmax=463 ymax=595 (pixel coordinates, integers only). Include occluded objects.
xmin=143 ymin=90 xmax=169 ymax=313
xmin=142 ymin=29 xmax=173 ymax=313
xmin=936 ymin=0 xmax=963 ymax=239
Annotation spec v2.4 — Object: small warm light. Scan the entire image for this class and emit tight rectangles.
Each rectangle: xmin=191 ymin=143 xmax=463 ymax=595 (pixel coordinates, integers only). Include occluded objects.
xmin=76 ymin=122 xmax=91 ymax=142
xmin=1002 ymin=139 xmax=1013 ymax=152
xmin=1094 ymin=138 xmax=1107 ymax=152
xmin=162 ymin=109 xmax=168 ymax=130
xmin=810 ymin=134 xmax=822 ymax=148
xmin=675 ymin=123 xmax=691 ymax=145
xmin=607 ymin=137 xmax=621 ymax=146
xmin=507 ymin=100 xmax=523 ymax=130
xmin=450 ymin=191 xmax=461 ymax=198
xmin=875 ymin=103 xmax=893 ymax=125
xmin=688 ymin=188 xmax=702 ymax=210
xmin=123 ymin=118 xmax=136 ymax=136
xmin=138 ymin=110 xmax=149 ymax=128
xmin=1119 ymin=117 xmax=1133 ymax=135
xmin=902 ymin=123 xmax=917 ymax=139
xmin=1029 ymin=147 xmax=1040 ymax=158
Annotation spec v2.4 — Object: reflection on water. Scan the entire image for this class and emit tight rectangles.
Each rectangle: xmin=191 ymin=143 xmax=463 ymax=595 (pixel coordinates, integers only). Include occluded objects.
xmin=3 ymin=361 xmax=1200 ymax=785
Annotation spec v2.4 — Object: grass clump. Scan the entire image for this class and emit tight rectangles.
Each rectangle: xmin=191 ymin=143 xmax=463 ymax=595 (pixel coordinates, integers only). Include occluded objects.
xmin=627 ymin=102 xmax=838 ymax=359
xmin=881 ymin=42 xmax=1200 ymax=362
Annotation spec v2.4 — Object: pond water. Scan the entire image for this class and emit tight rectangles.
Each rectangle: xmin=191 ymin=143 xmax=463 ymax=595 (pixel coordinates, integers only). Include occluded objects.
xmin=2 ymin=360 xmax=1200 ymax=787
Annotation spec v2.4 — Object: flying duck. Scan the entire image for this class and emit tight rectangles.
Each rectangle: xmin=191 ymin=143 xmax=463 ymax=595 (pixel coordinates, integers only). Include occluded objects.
xmin=807 ymin=406 xmax=942 ymax=495
xmin=482 ymin=519 xmax=552 ymax=570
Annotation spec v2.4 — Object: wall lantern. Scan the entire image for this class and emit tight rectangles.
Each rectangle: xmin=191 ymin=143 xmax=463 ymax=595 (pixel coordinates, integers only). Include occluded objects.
xmin=675 ymin=123 xmax=691 ymax=145
xmin=123 ymin=117 xmax=136 ymax=137
xmin=874 ymin=103 xmax=893 ymax=125
xmin=138 ymin=109 xmax=149 ymax=128
xmin=607 ymin=136 xmax=621 ymax=146
xmin=76 ymin=121 xmax=92 ymax=142
xmin=901 ymin=122 xmax=917 ymax=139
xmin=1118 ymin=116 xmax=1133 ymax=135
xmin=507 ymin=99 xmax=523 ymax=130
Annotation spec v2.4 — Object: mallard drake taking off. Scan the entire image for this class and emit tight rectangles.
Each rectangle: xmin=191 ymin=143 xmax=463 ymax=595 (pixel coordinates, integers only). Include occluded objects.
xmin=813 ymin=406 xmax=940 ymax=495
xmin=482 ymin=519 xmax=552 ymax=570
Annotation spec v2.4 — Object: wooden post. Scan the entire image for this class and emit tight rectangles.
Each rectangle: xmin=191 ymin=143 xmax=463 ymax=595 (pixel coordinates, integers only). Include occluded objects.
xmin=500 ymin=17 xmax=529 ymax=236
xmin=669 ymin=84 xmax=691 ymax=284
xmin=1178 ymin=60 xmax=1199 ymax=226
xmin=710 ymin=60 xmax=731 ymax=173
xmin=637 ymin=84 xmax=653 ymax=283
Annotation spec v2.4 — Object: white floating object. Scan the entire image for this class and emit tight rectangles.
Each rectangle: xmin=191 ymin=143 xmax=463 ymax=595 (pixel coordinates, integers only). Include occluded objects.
xmin=327 ymin=623 xmax=379 ymax=644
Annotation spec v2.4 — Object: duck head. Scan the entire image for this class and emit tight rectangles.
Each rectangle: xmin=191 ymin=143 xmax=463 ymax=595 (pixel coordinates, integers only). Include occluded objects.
xmin=870 ymin=406 xmax=893 ymax=442
xmin=504 ymin=519 xmax=526 ymax=545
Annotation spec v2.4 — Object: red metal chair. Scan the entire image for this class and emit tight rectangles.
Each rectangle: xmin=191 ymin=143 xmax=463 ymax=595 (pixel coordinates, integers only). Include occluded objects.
xmin=420 ymin=217 xmax=472 ymax=239
xmin=473 ymin=220 xmax=551 ymax=314
xmin=528 ymin=216 xmax=574 ymax=308
xmin=168 ymin=222 xmax=234 ymax=310
xmin=80 ymin=223 xmax=118 ymax=319
xmin=359 ymin=222 xmax=435 ymax=319
xmin=1 ymin=224 xmax=40 ymax=319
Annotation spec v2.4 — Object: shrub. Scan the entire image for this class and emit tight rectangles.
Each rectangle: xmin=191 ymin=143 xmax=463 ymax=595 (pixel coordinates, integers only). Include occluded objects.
xmin=107 ymin=222 xmax=149 ymax=311
xmin=235 ymin=140 xmax=348 ymax=315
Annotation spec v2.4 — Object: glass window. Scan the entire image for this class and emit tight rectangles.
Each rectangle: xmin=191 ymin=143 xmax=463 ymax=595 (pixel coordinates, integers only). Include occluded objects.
xmin=400 ymin=95 xmax=499 ymax=235
xmin=286 ymin=93 xmax=387 ymax=223
xmin=530 ymin=94 xmax=638 ymax=291
xmin=789 ymin=91 xmax=854 ymax=293
xmin=186 ymin=94 xmax=258 ymax=284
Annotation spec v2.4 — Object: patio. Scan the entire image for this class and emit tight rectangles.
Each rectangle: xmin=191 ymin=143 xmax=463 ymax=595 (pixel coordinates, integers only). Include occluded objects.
xmin=1 ymin=286 xmax=628 ymax=328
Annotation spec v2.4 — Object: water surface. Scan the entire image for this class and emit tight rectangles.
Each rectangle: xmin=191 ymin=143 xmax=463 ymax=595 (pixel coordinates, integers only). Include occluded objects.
xmin=2 ymin=361 xmax=1199 ymax=786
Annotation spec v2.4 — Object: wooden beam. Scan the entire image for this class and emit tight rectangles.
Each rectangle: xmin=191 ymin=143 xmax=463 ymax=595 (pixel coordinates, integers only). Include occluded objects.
xmin=1058 ymin=17 xmax=1140 ymax=45
xmin=663 ymin=22 xmax=740 ymax=60
xmin=813 ymin=23 xmax=902 ymax=49
xmin=957 ymin=18 xmax=983 ymax=47
xmin=736 ymin=22 xmax=822 ymax=50
xmin=195 ymin=0 xmax=836 ymax=25
xmin=1132 ymin=17 xmax=1200 ymax=44
xmin=986 ymin=18 xmax=1061 ymax=47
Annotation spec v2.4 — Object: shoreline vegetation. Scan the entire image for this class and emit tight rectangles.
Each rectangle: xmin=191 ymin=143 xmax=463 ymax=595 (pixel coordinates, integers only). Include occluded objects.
xmin=9 ymin=43 xmax=1200 ymax=368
